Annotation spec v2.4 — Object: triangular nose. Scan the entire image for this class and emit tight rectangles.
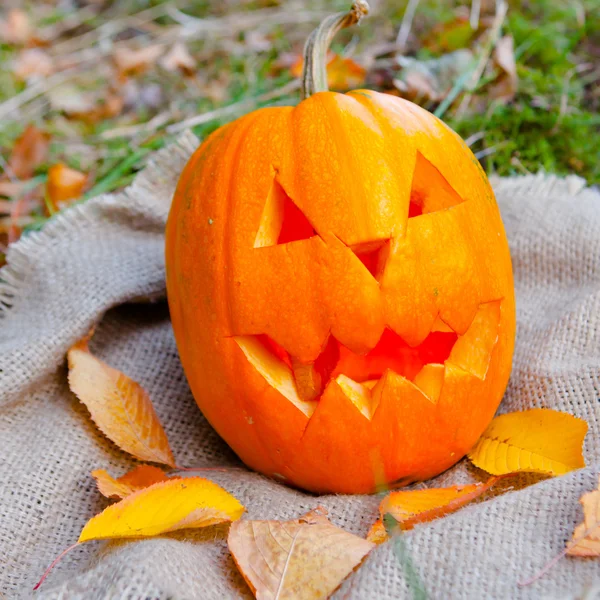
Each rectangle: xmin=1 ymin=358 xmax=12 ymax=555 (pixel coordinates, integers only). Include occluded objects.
xmin=350 ymin=239 xmax=390 ymax=281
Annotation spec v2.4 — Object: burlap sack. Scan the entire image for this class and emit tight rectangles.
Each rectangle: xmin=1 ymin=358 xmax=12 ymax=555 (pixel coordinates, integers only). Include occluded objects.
xmin=1 ymin=132 xmax=598 ymax=599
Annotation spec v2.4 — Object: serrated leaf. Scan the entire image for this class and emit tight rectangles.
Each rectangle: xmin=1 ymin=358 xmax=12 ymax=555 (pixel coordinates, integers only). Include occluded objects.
xmin=368 ymin=478 xmax=499 ymax=543
xmin=79 ymin=477 xmax=244 ymax=542
xmin=468 ymin=408 xmax=587 ymax=476
xmin=228 ymin=508 xmax=374 ymax=599
xmin=92 ymin=465 xmax=170 ymax=499
xmin=567 ymin=475 xmax=600 ymax=557
xmin=68 ymin=338 xmax=175 ymax=466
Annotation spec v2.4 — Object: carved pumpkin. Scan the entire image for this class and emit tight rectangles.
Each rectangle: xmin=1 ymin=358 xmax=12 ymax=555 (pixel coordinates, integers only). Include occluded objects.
xmin=165 ymin=2 xmax=515 ymax=493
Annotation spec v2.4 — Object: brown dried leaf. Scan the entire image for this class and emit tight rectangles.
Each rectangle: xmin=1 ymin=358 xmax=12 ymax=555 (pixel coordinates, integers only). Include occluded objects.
xmin=46 ymin=163 xmax=87 ymax=213
xmin=114 ymin=45 xmax=163 ymax=76
xmin=67 ymin=337 xmax=176 ymax=466
xmin=490 ymin=35 xmax=518 ymax=101
xmin=6 ymin=125 xmax=50 ymax=180
xmin=12 ymin=48 xmax=53 ymax=79
xmin=48 ymin=85 xmax=123 ymax=123
xmin=394 ymin=49 xmax=474 ymax=102
xmin=160 ymin=42 xmax=196 ymax=76
xmin=567 ymin=475 xmax=600 ymax=557
xmin=228 ymin=507 xmax=375 ymax=599
xmin=92 ymin=465 xmax=170 ymax=499
xmin=0 ymin=9 xmax=33 ymax=46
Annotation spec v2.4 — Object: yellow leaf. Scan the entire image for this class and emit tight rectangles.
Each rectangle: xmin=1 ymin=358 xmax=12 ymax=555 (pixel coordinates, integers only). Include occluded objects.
xmin=369 ymin=478 xmax=500 ymax=543
xmin=68 ymin=338 xmax=175 ymax=467
xmin=92 ymin=465 xmax=170 ymax=499
xmin=366 ymin=519 xmax=387 ymax=544
xmin=468 ymin=408 xmax=587 ymax=476
xmin=79 ymin=477 xmax=244 ymax=542
xmin=567 ymin=475 xmax=600 ymax=557
xmin=228 ymin=507 xmax=374 ymax=600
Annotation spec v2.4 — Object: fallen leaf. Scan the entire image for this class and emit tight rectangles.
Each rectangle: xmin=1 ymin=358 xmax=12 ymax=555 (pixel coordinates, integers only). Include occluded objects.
xmin=47 ymin=85 xmax=123 ymax=122
xmin=114 ymin=45 xmax=163 ymax=76
xmin=228 ymin=507 xmax=375 ymax=599
xmin=366 ymin=519 xmax=388 ymax=544
xmin=46 ymin=163 xmax=87 ymax=213
xmin=92 ymin=465 xmax=170 ymax=499
xmin=48 ymin=84 xmax=97 ymax=115
xmin=518 ymin=475 xmax=600 ymax=586
xmin=5 ymin=125 xmax=50 ymax=180
xmin=160 ymin=42 xmax=196 ymax=75
xmin=567 ymin=475 xmax=600 ymax=557
xmin=12 ymin=48 xmax=53 ymax=79
xmin=0 ymin=9 xmax=33 ymax=46
xmin=67 ymin=337 xmax=176 ymax=467
xmin=394 ymin=49 xmax=474 ymax=102
xmin=468 ymin=408 xmax=587 ymax=476
xmin=368 ymin=478 xmax=500 ymax=544
xmin=489 ymin=35 xmax=518 ymax=101
xmin=81 ymin=477 xmax=243 ymax=540
xmin=34 ymin=477 xmax=244 ymax=590
xmin=423 ymin=16 xmax=477 ymax=53
xmin=291 ymin=52 xmax=366 ymax=91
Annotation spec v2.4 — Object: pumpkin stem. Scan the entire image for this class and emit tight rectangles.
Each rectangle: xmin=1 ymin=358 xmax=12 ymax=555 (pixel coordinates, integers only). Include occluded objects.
xmin=301 ymin=0 xmax=370 ymax=99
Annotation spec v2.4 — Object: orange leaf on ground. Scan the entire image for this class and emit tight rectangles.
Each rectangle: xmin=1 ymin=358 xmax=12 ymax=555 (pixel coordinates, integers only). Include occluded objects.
xmin=67 ymin=337 xmax=176 ymax=466
xmin=366 ymin=519 xmax=388 ymax=544
xmin=291 ymin=53 xmax=366 ymax=90
xmin=228 ymin=507 xmax=375 ymax=599
xmin=92 ymin=465 xmax=170 ymax=499
xmin=5 ymin=125 xmax=50 ymax=180
xmin=468 ymin=408 xmax=587 ymax=476
xmin=368 ymin=478 xmax=500 ymax=543
xmin=46 ymin=163 xmax=87 ymax=213
xmin=567 ymin=475 xmax=600 ymax=557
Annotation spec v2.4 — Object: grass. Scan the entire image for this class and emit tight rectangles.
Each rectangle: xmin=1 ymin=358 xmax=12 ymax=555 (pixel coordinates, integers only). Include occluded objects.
xmin=0 ymin=0 xmax=598 ymax=245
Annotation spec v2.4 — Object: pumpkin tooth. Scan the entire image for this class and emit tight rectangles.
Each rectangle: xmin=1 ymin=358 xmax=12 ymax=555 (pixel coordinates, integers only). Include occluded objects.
xmin=335 ymin=375 xmax=374 ymax=420
xmin=412 ymin=363 xmax=445 ymax=404
xmin=446 ymin=299 xmax=502 ymax=380
xmin=234 ymin=335 xmax=316 ymax=418
xmin=291 ymin=359 xmax=322 ymax=402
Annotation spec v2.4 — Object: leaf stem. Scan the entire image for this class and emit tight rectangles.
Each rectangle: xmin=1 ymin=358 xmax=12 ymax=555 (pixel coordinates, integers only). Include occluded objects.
xmin=33 ymin=542 xmax=82 ymax=590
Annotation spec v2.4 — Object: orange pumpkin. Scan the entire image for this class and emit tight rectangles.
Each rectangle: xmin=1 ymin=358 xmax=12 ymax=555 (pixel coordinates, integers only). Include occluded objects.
xmin=165 ymin=1 xmax=515 ymax=494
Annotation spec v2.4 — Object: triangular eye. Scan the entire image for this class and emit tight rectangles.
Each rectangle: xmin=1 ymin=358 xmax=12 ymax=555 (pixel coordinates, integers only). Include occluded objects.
xmin=254 ymin=178 xmax=317 ymax=248
xmin=408 ymin=152 xmax=465 ymax=217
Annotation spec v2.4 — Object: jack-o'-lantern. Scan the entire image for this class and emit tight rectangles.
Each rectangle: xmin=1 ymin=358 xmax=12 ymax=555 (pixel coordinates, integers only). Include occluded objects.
xmin=165 ymin=1 xmax=516 ymax=494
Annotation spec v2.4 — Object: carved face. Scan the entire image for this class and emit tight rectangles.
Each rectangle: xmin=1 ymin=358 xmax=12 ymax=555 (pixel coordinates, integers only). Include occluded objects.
xmin=166 ymin=90 xmax=516 ymax=494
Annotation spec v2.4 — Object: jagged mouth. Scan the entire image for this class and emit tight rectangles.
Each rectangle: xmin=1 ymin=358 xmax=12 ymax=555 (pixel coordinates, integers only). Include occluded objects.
xmin=234 ymin=299 xmax=501 ymax=419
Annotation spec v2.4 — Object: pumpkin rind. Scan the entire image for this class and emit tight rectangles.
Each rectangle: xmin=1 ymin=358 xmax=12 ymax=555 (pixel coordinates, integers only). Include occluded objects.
xmin=165 ymin=90 xmax=516 ymax=493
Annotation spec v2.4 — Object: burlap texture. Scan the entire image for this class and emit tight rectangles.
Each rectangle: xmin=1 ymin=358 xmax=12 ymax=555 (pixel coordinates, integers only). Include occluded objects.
xmin=1 ymin=132 xmax=598 ymax=599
